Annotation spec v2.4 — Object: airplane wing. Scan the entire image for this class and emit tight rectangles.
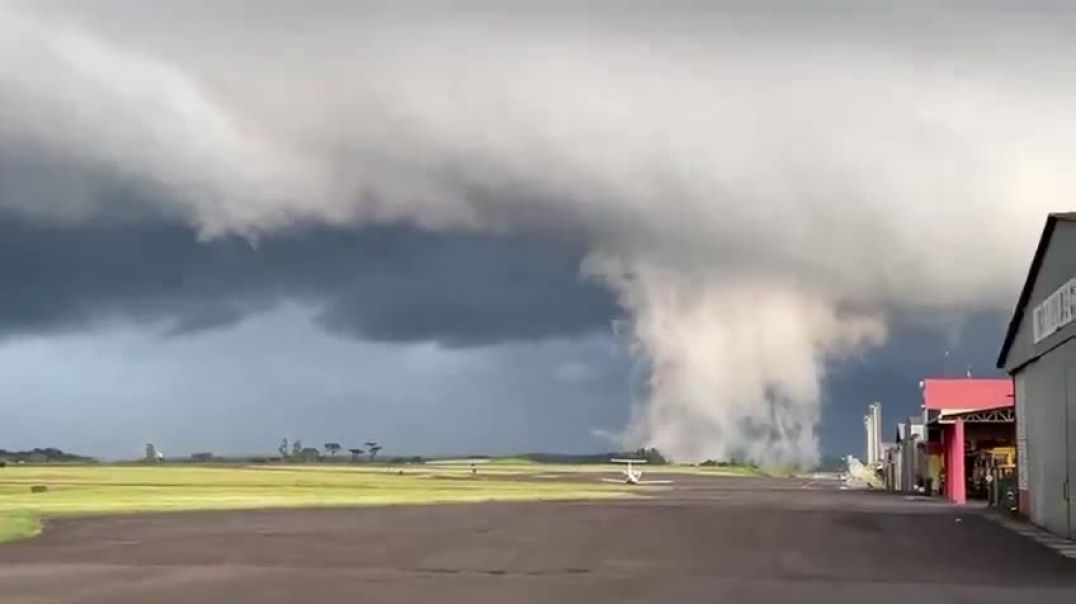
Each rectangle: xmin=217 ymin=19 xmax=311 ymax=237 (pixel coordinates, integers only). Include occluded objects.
xmin=610 ymin=458 xmax=647 ymax=464
xmin=426 ymin=459 xmax=491 ymax=466
xmin=600 ymin=478 xmax=627 ymax=484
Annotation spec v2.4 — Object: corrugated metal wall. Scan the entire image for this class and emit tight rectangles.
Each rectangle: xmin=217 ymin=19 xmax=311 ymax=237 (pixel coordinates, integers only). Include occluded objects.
xmin=1069 ymin=365 xmax=1076 ymax=538
xmin=1017 ymin=337 xmax=1075 ymax=538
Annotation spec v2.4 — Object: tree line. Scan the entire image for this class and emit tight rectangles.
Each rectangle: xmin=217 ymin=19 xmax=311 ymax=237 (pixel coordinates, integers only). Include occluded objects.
xmin=0 ymin=447 xmax=94 ymax=465
xmin=277 ymin=438 xmax=383 ymax=463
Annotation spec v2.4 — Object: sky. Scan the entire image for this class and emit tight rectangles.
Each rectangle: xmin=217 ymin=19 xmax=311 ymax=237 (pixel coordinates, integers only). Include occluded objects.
xmin=0 ymin=1 xmax=1066 ymax=463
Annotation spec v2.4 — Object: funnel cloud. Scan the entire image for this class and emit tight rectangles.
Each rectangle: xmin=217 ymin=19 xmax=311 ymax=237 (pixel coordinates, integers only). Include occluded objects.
xmin=1 ymin=1 xmax=1069 ymax=464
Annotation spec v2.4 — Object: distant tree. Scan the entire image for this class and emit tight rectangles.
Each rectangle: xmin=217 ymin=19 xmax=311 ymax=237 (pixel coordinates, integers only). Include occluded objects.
xmin=278 ymin=438 xmax=289 ymax=460
xmin=292 ymin=440 xmax=303 ymax=458
xmin=0 ymin=448 xmax=93 ymax=463
xmin=365 ymin=442 xmax=382 ymax=461
xmin=324 ymin=443 xmax=342 ymax=457
xmin=349 ymin=448 xmax=365 ymax=462
xmin=299 ymin=447 xmax=321 ymax=463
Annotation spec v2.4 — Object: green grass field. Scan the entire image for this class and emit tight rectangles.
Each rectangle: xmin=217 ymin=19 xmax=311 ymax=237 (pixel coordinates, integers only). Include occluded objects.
xmin=0 ymin=464 xmax=634 ymax=543
xmin=0 ymin=460 xmax=781 ymax=543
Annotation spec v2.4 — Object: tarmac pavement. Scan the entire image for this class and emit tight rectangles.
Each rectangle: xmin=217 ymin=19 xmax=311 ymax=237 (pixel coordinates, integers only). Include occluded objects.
xmin=1 ymin=474 xmax=1073 ymax=603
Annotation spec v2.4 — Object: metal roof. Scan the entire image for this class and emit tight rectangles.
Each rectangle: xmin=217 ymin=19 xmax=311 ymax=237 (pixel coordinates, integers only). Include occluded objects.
xmin=929 ymin=405 xmax=1015 ymax=424
xmin=996 ymin=212 xmax=1076 ymax=370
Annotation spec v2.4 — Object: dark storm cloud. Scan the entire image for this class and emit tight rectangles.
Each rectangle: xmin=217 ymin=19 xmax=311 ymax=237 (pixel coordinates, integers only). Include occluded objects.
xmin=821 ymin=310 xmax=1007 ymax=456
xmin=314 ymin=237 xmax=616 ymax=347
xmin=0 ymin=212 xmax=618 ymax=346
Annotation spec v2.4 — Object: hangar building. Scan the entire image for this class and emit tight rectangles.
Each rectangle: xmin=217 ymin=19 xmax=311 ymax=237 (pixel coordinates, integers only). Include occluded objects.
xmin=997 ymin=212 xmax=1076 ymax=539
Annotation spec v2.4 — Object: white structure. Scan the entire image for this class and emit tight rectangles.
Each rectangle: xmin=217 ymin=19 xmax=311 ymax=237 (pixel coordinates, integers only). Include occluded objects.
xmin=602 ymin=459 xmax=673 ymax=486
xmin=998 ymin=213 xmax=1076 ymax=539
xmin=864 ymin=402 xmax=883 ymax=468
xmin=864 ymin=416 xmax=874 ymax=468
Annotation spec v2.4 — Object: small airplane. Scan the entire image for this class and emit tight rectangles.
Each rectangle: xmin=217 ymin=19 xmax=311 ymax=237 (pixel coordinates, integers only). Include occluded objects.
xmin=602 ymin=458 xmax=674 ymax=485
xmin=425 ymin=458 xmax=491 ymax=466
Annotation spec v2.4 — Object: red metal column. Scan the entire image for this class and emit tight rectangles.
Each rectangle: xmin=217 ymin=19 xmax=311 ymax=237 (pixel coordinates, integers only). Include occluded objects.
xmin=951 ymin=418 xmax=967 ymax=504
xmin=942 ymin=424 xmax=952 ymax=500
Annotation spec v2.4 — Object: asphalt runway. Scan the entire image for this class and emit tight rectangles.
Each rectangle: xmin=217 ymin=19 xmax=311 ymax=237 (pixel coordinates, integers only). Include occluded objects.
xmin=2 ymin=474 xmax=1074 ymax=603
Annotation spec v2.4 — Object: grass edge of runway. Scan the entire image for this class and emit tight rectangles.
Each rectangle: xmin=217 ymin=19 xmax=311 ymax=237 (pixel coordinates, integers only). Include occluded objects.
xmin=0 ymin=514 xmax=41 ymax=543
xmin=0 ymin=465 xmax=639 ymax=543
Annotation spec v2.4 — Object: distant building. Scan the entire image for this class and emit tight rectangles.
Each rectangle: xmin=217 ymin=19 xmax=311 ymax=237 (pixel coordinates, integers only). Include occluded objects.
xmin=998 ymin=212 xmax=1076 ymax=539
xmin=884 ymin=416 xmax=926 ymax=493
xmin=864 ymin=402 xmax=883 ymax=468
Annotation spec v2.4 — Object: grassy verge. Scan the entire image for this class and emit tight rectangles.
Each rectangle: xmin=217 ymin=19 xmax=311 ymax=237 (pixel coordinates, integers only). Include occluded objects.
xmin=0 ymin=514 xmax=41 ymax=543
xmin=0 ymin=465 xmax=632 ymax=543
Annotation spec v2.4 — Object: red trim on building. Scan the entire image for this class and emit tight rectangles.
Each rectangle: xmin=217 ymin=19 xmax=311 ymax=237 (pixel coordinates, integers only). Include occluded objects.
xmin=923 ymin=379 xmax=1013 ymax=505
xmin=922 ymin=378 xmax=1014 ymax=411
